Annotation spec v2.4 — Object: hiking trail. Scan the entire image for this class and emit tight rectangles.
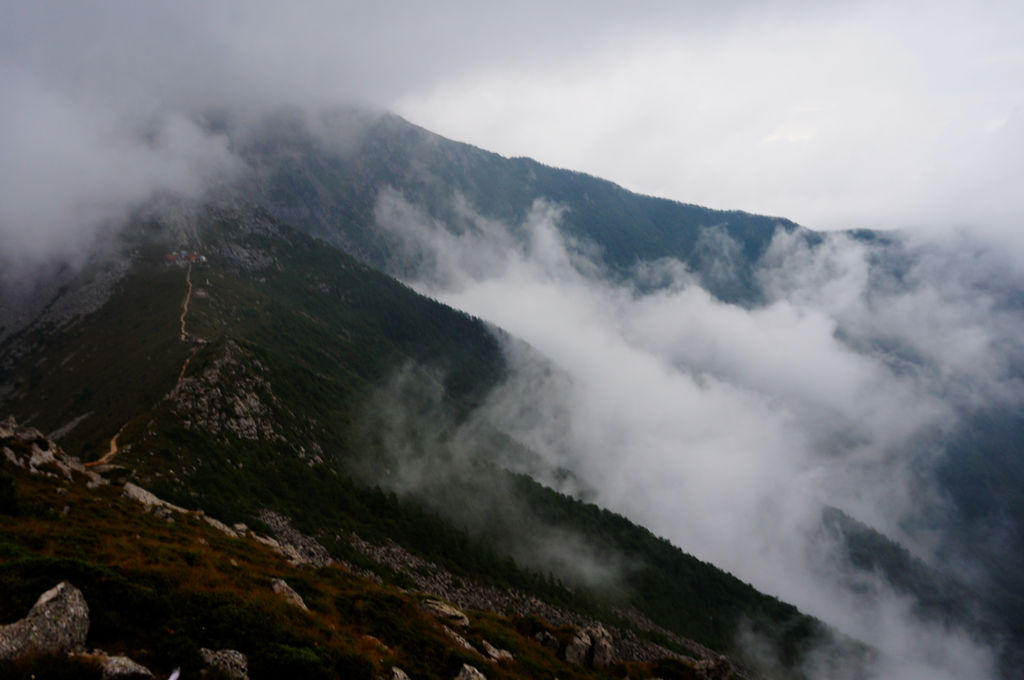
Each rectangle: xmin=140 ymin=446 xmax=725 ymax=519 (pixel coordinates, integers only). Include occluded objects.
xmin=87 ymin=265 xmax=196 ymax=468
xmin=180 ymin=264 xmax=193 ymax=341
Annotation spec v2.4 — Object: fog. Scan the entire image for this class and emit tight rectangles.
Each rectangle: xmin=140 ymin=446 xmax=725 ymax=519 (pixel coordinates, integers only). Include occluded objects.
xmin=354 ymin=363 xmax=632 ymax=593
xmin=0 ymin=71 xmax=238 ymax=277
xmin=2 ymin=1 xmax=1022 ymax=269
xmin=374 ymin=189 xmax=1020 ymax=678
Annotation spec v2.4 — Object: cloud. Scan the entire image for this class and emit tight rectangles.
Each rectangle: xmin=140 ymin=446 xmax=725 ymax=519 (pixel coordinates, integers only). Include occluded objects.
xmin=4 ymin=1 xmax=1021 ymax=269
xmin=351 ymin=362 xmax=630 ymax=592
xmin=0 ymin=1 xmax=765 ymax=119
xmin=373 ymin=187 xmax=1016 ymax=678
xmin=0 ymin=69 xmax=239 ymax=271
xmin=2 ymin=1 xmax=731 ymax=265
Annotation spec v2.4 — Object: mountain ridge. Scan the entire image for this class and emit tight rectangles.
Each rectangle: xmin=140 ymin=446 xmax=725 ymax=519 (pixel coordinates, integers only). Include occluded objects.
xmin=2 ymin=108 xmax=1021 ymax=679
xmin=1 ymin=198 xmax=850 ymax=678
xmin=230 ymin=108 xmax=801 ymax=303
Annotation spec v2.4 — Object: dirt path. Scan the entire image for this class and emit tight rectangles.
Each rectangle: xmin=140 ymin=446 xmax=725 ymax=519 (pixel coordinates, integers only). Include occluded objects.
xmin=170 ymin=348 xmax=197 ymax=399
xmin=90 ymin=265 xmax=196 ymax=467
xmin=85 ymin=422 xmax=125 ymax=468
xmin=180 ymin=264 xmax=193 ymax=341
xmin=171 ymin=264 xmax=201 ymax=396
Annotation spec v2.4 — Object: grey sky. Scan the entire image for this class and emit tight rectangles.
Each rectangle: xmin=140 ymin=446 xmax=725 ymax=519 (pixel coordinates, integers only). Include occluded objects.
xmin=2 ymin=1 xmax=1021 ymax=263
xmin=396 ymin=1 xmax=1024 ymax=235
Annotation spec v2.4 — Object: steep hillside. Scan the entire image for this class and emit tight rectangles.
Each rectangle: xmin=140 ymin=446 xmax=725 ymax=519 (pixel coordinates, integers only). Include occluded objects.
xmin=233 ymin=109 xmax=799 ymax=302
xmin=0 ymin=201 xmax=850 ymax=678
xmin=5 ymin=419 xmax=746 ymax=680
xmin=4 ymin=109 xmax=1019 ymax=679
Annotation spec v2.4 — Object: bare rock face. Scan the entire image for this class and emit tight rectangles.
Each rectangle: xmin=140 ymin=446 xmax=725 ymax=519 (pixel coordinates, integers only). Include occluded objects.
xmin=480 ymin=639 xmax=513 ymax=662
xmin=122 ymin=482 xmax=186 ymax=513
xmin=270 ymin=578 xmax=309 ymax=611
xmin=200 ymin=648 xmax=249 ymax=680
xmin=1 ymin=416 xmax=105 ymax=487
xmin=454 ymin=663 xmax=487 ymax=680
xmin=563 ymin=628 xmax=592 ymax=665
xmin=560 ymin=624 xmax=615 ymax=668
xmin=0 ymin=582 xmax=90 ymax=660
xmin=171 ymin=341 xmax=281 ymax=442
xmin=584 ymin=624 xmax=614 ymax=669
xmin=257 ymin=509 xmax=333 ymax=567
xmin=442 ymin=625 xmax=477 ymax=654
xmin=420 ymin=598 xmax=470 ymax=627
xmin=96 ymin=653 xmax=155 ymax=679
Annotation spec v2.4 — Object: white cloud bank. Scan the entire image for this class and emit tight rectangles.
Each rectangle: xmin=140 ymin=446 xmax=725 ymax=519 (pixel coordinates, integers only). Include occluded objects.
xmin=375 ymin=188 xmax=1020 ymax=679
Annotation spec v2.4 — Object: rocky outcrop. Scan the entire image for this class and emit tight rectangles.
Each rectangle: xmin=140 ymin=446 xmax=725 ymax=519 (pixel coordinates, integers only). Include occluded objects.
xmin=123 ymin=480 xmax=251 ymax=540
xmin=215 ymin=241 xmax=276 ymax=273
xmin=420 ymin=598 xmax=470 ymax=627
xmin=0 ymin=582 xmax=90 ymax=660
xmin=271 ymin=578 xmax=309 ymax=611
xmin=442 ymin=626 xmax=477 ymax=654
xmin=256 ymin=509 xmax=333 ymax=567
xmin=389 ymin=667 xmax=411 ymax=680
xmin=171 ymin=340 xmax=282 ymax=442
xmin=122 ymin=482 xmax=187 ymax=513
xmin=94 ymin=653 xmax=155 ymax=679
xmin=0 ymin=580 xmax=250 ymax=680
xmin=585 ymin=624 xmax=614 ymax=669
xmin=1 ymin=417 xmax=106 ymax=488
xmin=480 ymin=640 xmax=513 ymax=662
xmin=200 ymin=647 xmax=249 ymax=680
xmin=454 ymin=664 xmax=486 ymax=680
xmin=563 ymin=628 xmax=591 ymax=665
xmin=539 ymin=624 xmax=615 ymax=669
xmin=3 ymin=417 xmax=247 ymax=542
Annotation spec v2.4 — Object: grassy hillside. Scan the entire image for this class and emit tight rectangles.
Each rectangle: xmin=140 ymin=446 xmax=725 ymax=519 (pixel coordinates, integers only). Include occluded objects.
xmin=3 ymin=447 xmax=700 ymax=680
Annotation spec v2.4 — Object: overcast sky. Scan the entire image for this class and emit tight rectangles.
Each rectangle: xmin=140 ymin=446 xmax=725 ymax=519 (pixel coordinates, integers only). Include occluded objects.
xmin=395 ymin=0 xmax=1024 ymax=235
xmin=1 ymin=0 xmax=1021 ymax=258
